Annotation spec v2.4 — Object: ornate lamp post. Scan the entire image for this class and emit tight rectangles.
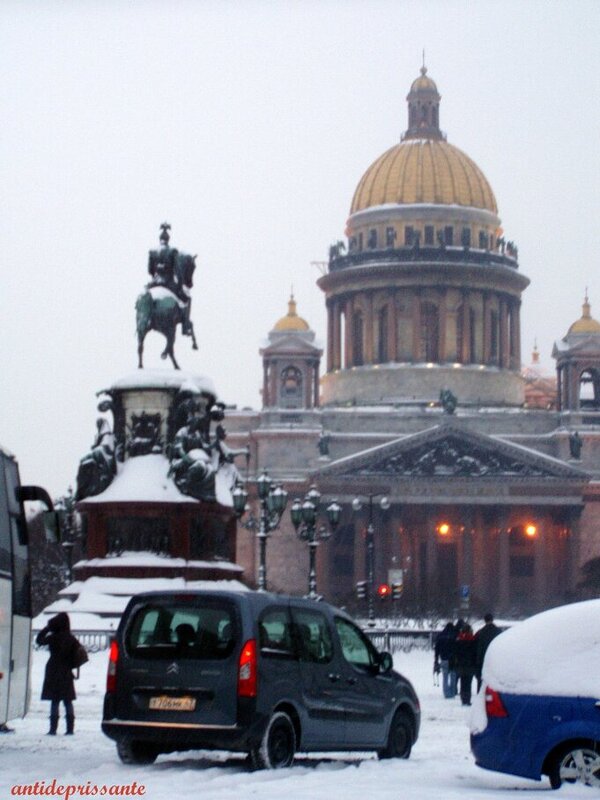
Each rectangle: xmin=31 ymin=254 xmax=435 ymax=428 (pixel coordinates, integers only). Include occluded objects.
xmin=352 ymin=493 xmax=390 ymax=623
xmin=232 ymin=471 xmax=288 ymax=592
xmin=290 ymin=486 xmax=341 ymax=599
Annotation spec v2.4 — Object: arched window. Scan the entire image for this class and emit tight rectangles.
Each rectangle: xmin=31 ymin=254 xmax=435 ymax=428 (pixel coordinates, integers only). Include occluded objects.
xmin=377 ymin=306 xmax=389 ymax=363
xmin=420 ymin=302 xmax=439 ymax=362
xmin=280 ymin=366 xmax=303 ymax=408
xmin=352 ymin=311 xmax=364 ymax=366
xmin=579 ymin=369 xmax=600 ymax=409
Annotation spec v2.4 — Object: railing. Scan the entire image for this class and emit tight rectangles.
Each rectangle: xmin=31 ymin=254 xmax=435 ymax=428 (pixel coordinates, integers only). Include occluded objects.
xmin=329 ymin=245 xmax=518 ymax=272
xmin=363 ymin=629 xmax=435 ymax=653
xmin=33 ymin=628 xmax=435 ymax=654
xmin=33 ymin=630 xmax=113 ymax=653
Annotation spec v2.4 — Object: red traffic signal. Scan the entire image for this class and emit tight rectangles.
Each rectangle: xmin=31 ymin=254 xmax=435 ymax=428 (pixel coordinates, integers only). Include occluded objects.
xmin=377 ymin=583 xmax=391 ymax=600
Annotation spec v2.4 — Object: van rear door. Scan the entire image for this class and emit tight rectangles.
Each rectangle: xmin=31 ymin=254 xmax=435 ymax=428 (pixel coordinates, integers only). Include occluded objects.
xmin=118 ymin=595 xmax=240 ymax=728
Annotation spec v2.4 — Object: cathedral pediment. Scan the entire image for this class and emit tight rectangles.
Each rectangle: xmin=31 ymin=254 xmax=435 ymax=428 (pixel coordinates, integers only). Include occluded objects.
xmin=319 ymin=422 xmax=587 ymax=481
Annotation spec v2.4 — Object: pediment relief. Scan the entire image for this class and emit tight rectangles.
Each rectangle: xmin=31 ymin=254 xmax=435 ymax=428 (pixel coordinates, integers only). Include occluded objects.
xmin=322 ymin=424 xmax=586 ymax=481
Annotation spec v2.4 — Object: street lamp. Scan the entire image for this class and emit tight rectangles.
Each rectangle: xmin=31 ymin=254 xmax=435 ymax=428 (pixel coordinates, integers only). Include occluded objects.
xmin=290 ymin=485 xmax=341 ymax=599
xmin=232 ymin=470 xmax=288 ymax=592
xmin=352 ymin=493 xmax=390 ymax=623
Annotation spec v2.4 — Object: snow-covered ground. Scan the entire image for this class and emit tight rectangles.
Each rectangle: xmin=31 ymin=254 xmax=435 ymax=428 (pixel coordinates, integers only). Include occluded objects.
xmin=0 ymin=648 xmax=591 ymax=799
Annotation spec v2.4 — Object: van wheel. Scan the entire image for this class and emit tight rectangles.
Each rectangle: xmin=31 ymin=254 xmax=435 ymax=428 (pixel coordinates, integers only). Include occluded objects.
xmin=117 ymin=740 xmax=158 ymax=765
xmin=250 ymin=711 xmax=296 ymax=770
xmin=548 ymin=744 xmax=600 ymax=789
xmin=378 ymin=709 xmax=413 ymax=760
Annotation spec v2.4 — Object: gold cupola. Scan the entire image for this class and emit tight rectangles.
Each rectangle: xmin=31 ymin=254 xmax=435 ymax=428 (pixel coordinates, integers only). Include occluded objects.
xmin=567 ymin=293 xmax=600 ymax=335
xmin=273 ymin=294 xmax=310 ymax=333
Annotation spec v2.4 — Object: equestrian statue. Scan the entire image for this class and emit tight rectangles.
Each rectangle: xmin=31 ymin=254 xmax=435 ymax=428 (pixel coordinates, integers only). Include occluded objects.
xmin=136 ymin=223 xmax=199 ymax=369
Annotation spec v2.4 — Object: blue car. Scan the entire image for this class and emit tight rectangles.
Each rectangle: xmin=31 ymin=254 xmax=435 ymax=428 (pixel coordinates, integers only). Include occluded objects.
xmin=470 ymin=600 xmax=600 ymax=789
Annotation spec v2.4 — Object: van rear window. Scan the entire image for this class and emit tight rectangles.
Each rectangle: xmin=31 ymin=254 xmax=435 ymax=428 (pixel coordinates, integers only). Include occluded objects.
xmin=126 ymin=601 xmax=236 ymax=660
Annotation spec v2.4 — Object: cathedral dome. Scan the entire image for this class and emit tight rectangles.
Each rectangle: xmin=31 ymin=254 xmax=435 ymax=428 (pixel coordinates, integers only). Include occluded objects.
xmin=567 ymin=295 xmax=600 ymax=335
xmin=351 ymin=139 xmax=497 ymax=214
xmin=273 ymin=295 xmax=309 ymax=332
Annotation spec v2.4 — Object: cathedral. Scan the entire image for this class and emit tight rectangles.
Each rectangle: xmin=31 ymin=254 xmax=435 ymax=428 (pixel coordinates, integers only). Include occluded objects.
xmin=226 ymin=66 xmax=600 ymax=615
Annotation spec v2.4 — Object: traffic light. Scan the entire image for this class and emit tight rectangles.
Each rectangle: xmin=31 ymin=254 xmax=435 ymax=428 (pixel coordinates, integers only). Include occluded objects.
xmin=377 ymin=583 xmax=391 ymax=600
xmin=391 ymin=582 xmax=403 ymax=600
xmin=355 ymin=580 xmax=367 ymax=599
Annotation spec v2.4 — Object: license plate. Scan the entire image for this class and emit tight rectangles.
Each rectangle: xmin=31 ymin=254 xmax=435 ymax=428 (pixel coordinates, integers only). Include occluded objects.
xmin=149 ymin=695 xmax=196 ymax=711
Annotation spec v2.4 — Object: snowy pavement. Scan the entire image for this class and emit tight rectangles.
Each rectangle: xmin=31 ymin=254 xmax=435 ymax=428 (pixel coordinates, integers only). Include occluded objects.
xmin=0 ymin=648 xmax=589 ymax=799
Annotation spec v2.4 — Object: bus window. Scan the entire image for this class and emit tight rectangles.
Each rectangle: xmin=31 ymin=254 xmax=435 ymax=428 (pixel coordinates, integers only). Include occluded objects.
xmin=4 ymin=459 xmax=31 ymax=617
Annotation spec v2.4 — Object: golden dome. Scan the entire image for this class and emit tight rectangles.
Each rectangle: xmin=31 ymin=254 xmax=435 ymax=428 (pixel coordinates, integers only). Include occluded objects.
xmin=568 ymin=295 xmax=600 ymax=334
xmin=409 ymin=65 xmax=438 ymax=93
xmin=351 ymin=139 xmax=497 ymax=214
xmin=273 ymin=295 xmax=309 ymax=332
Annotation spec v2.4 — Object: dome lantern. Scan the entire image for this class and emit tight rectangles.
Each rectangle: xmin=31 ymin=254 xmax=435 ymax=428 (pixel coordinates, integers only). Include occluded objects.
xmin=403 ymin=64 xmax=444 ymax=142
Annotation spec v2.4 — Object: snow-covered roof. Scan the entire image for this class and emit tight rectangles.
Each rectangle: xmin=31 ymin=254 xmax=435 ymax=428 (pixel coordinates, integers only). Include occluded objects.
xmin=104 ymin=368 xmax=217 ymax=398
xmin=82 ymin=454 xmax=197 ymax=503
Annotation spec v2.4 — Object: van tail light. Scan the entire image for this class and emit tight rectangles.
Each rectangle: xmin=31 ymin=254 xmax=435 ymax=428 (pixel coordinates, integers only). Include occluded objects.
xmin=485 ymin=686 xmax=508 ymax=718
xmin=106 ymin=639 xmax=119 ymax=693
xmin=237 ymin=639 xmax=257 ymax=698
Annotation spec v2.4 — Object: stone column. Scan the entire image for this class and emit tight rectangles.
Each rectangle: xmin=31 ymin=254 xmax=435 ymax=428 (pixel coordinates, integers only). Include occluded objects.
xmin=438 ymin=289 xmax=447 ymax=363
xmin=390 ymin=292 xmax=398 ymax=362
xmin=461 ymin=506 xmax=474 ymax=590
xmin=500 ymin=299 xmax=509 ymax=369
xmin=365 ymin=291 xmax=374 ymax=365
xmin=513 ymin=299 xmax=522 ymax=370
xmin=412 ymin=292 xmax=421 ymax=362
xmin=332 ymin=300 xmax=341 ymax=371
xmin=460 ymin=294 xmax=469 ymax=363
xmin=345 ymin=298 xmax=354 ymax=368
xmin=270 ymin=359 xmax=278 ymax=408
xmin=482 ymin=292 xmax=490 ymax=365
xmin=262 ymin=362 xmax=269 ymax=407
xmin=497 ymin=509 xmax=511 ymax=612
xmin=326 ymin=299 xmax=334 ymax=373
xmin=533 ymin=510 xmax=547 ymax=608
xmin=425 ymin=508 xmax=438 ymax=606
xmin=313 ymin=362 xmax=320 ymax=407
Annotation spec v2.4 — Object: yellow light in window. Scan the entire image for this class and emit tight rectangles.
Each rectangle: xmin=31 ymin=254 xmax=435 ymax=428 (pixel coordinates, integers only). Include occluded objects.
xmin=525 ymin=524 xmax=537 ymax=538
xmin=437 ymin=523 xmax=450 ymax=536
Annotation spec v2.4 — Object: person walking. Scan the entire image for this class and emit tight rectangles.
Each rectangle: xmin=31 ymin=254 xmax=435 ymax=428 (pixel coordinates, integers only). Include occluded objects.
xmin=36 ymin=612 xmax=80 ymax=735
xmin=433 ymin=622 xmax=457 ymax=698
xmin=475 ymin=612 xmax=502 ymax=691
xmin=453 ymin=622 xmax=477 ymax=706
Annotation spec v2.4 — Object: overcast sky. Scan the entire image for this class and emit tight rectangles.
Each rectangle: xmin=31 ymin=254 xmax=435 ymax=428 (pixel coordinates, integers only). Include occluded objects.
xmin=2 ymin=0 xmax=599 ymax=498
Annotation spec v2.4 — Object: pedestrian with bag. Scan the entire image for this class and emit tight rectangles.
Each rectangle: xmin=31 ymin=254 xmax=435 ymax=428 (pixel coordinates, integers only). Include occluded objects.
xmin=475 ymin=612 xmax=502 ymax=691
xmin=454 ymin=622 xmax=477 ymax=706
xmin=36 ymin=612 xmax=88 ymax=735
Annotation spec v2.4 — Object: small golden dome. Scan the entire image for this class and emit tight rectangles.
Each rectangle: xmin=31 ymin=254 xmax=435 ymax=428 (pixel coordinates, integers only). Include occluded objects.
xmin=568 ymin=295 xmax=600 ymax=334
xmin=351 ymin=139 xmax=497 ymax=214
xmin=273 ymin=294 xmax=310 ymax=332
xmin=409 ymin=65 xmax=438 ymax=93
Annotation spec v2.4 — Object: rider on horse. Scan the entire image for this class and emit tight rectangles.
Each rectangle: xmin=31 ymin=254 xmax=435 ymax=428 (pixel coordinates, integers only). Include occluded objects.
xmin=147 ymin=223 xmax=194 ymax=336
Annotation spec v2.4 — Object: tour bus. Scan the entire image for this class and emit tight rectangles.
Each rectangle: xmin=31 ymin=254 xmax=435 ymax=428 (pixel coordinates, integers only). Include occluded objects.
xmin=0 ymin=444 xmax=55 ymax=728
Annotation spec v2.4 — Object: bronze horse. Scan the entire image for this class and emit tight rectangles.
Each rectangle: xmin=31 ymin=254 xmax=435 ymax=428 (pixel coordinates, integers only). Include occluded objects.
xmin=136 ymin=254 xmax=198 ymax=370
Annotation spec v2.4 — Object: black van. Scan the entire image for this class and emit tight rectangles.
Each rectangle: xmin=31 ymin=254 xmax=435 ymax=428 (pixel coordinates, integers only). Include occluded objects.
xmin=102 ymin=590 xmax=420 ymax=768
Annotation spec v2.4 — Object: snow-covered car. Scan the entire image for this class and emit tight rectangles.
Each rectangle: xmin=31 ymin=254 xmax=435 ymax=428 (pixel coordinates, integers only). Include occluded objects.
xmin=470 ymin=599 xmax=600 ymax=789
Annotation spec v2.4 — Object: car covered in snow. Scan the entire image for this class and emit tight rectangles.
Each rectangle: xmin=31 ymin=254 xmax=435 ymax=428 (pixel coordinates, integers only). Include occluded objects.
xmin=470 ymin=599 xmax=600 ymax=789
xmin=102 ymin=589 xmax=420 ymax=768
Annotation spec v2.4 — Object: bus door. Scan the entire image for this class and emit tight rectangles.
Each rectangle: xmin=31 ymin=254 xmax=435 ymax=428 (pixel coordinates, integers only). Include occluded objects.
xmin=3 ymin=456 xmax=32 ymax=722
xmin=0 ymin=454 xmax=13 ymax=725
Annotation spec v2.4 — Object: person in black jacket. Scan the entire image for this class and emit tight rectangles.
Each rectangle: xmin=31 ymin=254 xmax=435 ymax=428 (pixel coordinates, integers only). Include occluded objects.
xmin=454 ymin=622 xmax=477 ymax=706
xmin=475 ymin=613 xmax=502 ymax=690
xmin=36 ymin=612 xmax=79 ymax=735
xmin=434 ymin=622 xmax=457 ymax=698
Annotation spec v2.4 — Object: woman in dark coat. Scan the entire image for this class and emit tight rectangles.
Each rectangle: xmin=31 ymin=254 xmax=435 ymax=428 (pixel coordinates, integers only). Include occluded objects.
xmin=453 ymin=622 xmax=477 ymax=706
xmin=36 ymin=612 xmax=78 ymax=735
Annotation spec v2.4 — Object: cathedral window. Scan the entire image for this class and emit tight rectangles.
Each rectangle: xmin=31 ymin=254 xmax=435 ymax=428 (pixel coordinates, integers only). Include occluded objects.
xmin=404 ymin=226 xmax=415 ymax=246
xmin=420 ymin=301 xmax=439 ymax=362
xmin=444 ymin=226 xmax=454 ymax=246
xmin=352 ymin=311 xmax=364 ymax=366
xmin=479 ymin=230 xmax=488 ymax=249
xmin=424 ymin=225 xmax=434 ymax=245
xmin=385 ymin=226 xmax=396 ymax=248
xmin=280 ymin=366 xmax=303 ymax=408
xmin=377 ymin=306 xmax=389 ymax=363
xmin=368 ymin=229 xmax=377 ymax=249
xmin=358 ymin=232 xmax=363 ymax=251
xmin=461 ymin=227 xmax=471 ymax=248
